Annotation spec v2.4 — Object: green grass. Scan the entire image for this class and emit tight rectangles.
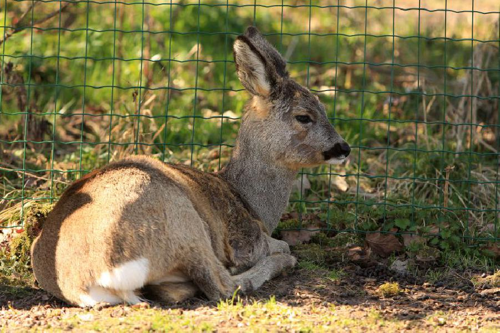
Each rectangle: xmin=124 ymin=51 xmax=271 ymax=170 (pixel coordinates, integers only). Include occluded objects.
xmin=297 ymin=260 xmax=324 ymax=271
xmin=3 ymin=295 xmax=498 ymax=332
xmin=1 ymin=1 xmax=499 ymax=256
xmin=471 ymin=270 xmax=500 ymax=288
xmin=424 ymin=269 xmax=446 ymax=284
xmin=326 ymin=268 xmax=345 ymax=281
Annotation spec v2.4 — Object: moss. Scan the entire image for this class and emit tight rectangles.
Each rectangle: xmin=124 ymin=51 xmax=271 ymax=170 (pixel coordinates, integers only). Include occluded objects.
xmin=293 ymin=244 xmax=328 ymax=266
xmin=1 ymin=201 xmax=54 ymax=286
xmin=488 ymin=271 xmax=500 ymax=287
xmin=275 ymin=219 xmax=302 ymax=231
xmin=9 ymin=202 xmax=54 ymax=258
xmin=377 ymin=282 xmax=401 ymax=297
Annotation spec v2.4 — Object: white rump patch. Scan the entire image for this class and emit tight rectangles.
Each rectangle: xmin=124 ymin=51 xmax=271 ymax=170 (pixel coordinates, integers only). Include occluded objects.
xmin=79 ymin=286 xmax=142 ymax=307
xmin=78 ymin=257 xmax=149 ymax=307
xmin=326 ymin=157 xmax=346 ymax=165
xmin=79 ymin=286 xmax=122 ymax=307
xmin=98 ymin=257 xmax=150 ymax=291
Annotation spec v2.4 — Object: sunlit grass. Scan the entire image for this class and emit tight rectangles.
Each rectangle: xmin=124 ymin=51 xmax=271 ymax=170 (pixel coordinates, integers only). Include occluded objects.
xmin=1 ymin=0 xmax=499 ymax=249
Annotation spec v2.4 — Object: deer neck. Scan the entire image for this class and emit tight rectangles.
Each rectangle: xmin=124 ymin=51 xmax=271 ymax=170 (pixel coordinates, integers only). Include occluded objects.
xmin=219 ymin=138 xmax=297 ymax=233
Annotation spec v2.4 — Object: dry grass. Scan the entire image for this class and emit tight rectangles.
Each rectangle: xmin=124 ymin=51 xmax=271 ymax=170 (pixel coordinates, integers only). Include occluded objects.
xmin=1 ymin=0 xmax=499 ymax=252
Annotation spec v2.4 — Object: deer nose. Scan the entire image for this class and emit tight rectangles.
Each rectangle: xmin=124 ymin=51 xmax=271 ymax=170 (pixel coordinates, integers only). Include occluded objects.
xmin=323 ymin=141 xmax=351 ymax=160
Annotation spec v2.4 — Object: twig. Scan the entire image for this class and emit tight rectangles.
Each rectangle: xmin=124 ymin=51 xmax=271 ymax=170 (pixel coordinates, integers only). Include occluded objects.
xmin=443 ymin=165 xmax=454 ymax=209
xmin=0 ymin=163 xmax=69 ymax=185
xmin=0 ymin=1 xmax=72 ymax=47
xmin=16 ymin=2 xmax=37 ymax=25
xmin=421 ymin=93 xmax=435 ymax=152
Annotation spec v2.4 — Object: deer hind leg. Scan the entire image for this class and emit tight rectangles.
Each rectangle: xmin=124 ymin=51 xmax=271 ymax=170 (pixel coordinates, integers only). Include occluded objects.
xmin=140 ymin=255 xmax=232 ymax=303
xmin=265 ymin=234 xmax=291 ymax=254
xmin=142 ymin=282 xmax=198 ymax=303
xmin=144 ymin=262 xmax=234 ymax=303
xmin=186 ymin=254 xmax=237 ymax=301
xmin=232 ymin=253 xmax=296 ymax=294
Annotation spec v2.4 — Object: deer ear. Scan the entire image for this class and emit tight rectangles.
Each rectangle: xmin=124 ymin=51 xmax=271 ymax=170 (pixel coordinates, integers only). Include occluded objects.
xmin=233 ymin=35 xmax=276 ymax=98
xmin=244 ymin=27 xmax=288 ymax=79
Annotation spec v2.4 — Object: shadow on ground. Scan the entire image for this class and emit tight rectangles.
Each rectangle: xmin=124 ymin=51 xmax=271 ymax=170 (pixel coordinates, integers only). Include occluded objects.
xmin=2 ymin=264 xmax=498 ymax=321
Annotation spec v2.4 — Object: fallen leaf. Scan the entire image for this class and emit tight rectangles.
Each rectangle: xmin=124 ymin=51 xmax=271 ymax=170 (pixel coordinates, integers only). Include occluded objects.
xmin=390 ymin=259 xmax=409 ymax=274
xmin=280 ymin=227 xmax=320 ymax=246
xmin=280 ymin=212 xmax=299 ymax=221
xmin=333 ymin=175 xmax=349 ymax=192
xmin=347 ymin=246 xmax=375 ymax=267
xmin=365 ymin=231 xmax=404 ymax=258
xmin=427 ymin=225 xmax=441 ymax=235
xmin=402 ymin=234 xmax=426 ymax=247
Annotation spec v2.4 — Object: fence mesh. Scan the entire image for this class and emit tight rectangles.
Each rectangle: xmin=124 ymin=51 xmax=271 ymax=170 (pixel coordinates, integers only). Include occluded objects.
xmin=1 ymin=1 xmax=499 ymax=247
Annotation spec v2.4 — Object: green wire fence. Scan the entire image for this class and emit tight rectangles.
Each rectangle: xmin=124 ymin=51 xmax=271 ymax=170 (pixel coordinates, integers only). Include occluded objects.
xmin=0 ymin=1 xmax=499 ymax=248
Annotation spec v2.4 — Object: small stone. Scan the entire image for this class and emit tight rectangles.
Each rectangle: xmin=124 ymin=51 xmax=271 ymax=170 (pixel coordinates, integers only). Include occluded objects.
xmin=93 ymin=302 xmax=108 ymax=311
xmin=77 ymin=313 xmax=94 ymax=322
xmin=111 ymin=308 xmax=125 ymax=318
xmin=131 ymin=302 xmax=150 ymax=309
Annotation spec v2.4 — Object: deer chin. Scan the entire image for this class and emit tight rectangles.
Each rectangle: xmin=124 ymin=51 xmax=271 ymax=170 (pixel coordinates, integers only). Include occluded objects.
xmin=325 ymin=157 xmax=346 ymax=165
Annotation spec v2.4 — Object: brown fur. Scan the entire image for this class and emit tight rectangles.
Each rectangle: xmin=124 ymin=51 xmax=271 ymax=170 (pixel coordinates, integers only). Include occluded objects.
xmin=249 ymin=97 xmax=272 ymax=120
xmin=31 ymin=27 xmax=349 ymax=306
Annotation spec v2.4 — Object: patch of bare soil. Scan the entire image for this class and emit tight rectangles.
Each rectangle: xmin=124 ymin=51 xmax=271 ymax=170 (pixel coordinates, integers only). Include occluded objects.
xmin=1 ymin=263 xmax=499 ymax=332
xmin=261 ymin=267 xmax=499 ymax=328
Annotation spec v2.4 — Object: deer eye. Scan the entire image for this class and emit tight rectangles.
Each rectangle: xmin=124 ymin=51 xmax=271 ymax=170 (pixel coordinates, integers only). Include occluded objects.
xmin=295 ymin=115 xmax=313 ymax=124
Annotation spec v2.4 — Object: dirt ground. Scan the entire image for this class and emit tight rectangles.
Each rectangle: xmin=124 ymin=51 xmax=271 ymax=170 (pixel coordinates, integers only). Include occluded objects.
xmin=1 ymin=263 xmax=499 ymax=332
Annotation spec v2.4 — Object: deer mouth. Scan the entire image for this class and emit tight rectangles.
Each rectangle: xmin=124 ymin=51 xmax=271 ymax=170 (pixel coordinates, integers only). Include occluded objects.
xmin=322 ymin=141 xmax=351 ymax=164
xmin=325 ymin=156 xmax=347 ymax=165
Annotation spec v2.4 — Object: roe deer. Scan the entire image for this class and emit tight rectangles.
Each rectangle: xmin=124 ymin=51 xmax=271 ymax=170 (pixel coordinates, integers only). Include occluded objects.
xmin=31 ymin=27 xmax=350 ymax=307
